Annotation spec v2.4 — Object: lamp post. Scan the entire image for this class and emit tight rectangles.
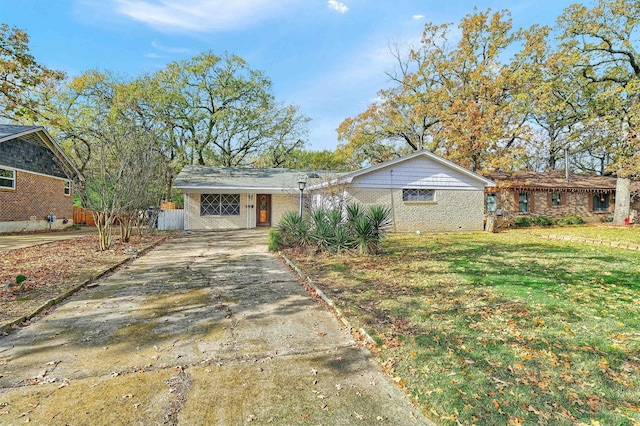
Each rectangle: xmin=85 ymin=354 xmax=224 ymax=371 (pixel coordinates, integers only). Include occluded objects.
xmin=297 ymin=178 xmax=307 ymax=219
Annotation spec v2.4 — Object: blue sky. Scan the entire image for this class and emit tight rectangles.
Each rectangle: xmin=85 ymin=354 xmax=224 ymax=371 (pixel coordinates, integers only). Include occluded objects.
xmin=1 ymin=0 xmax=580 ymax=150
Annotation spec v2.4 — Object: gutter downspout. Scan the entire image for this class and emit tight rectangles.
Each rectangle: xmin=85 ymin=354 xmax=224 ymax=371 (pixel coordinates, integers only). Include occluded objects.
xmin=390 ymin=169 xmax=397 ymax=232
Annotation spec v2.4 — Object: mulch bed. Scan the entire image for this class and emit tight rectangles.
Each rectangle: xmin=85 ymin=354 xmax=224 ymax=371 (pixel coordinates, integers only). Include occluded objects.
xmin=0 ymin=233 xmax=168 ymax=328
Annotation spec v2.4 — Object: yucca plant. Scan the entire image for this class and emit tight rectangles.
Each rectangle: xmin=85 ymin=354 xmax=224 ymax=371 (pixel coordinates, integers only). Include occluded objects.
xmin=332 ymin=225 xmax=353 ymax=254
xmin=310 ymin=208 xmax=327 ymax=229
xmin=278 ymin=211 xmax=310 ymax=247
xmin=352 ymin=215 xmax=374 ymax=254
xmin=309 ymin=219 xmax=335 ymax=252
xmin=345 ymin=203 xmax=365 ymax=229
xmin=367 ymin=205 xmax=392 ymax=240
xmin=326 ymin=208 xmax=344 ymax=228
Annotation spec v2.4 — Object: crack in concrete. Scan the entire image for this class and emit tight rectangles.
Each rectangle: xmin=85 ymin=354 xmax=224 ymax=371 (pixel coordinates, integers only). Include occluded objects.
xmin=163 ymin=368 xmax=192 ymax=425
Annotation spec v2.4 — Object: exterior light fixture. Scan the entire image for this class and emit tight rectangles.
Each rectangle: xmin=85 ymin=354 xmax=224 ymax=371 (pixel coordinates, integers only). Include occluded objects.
xmin=298 ymin=178 xmax=307 ymax=218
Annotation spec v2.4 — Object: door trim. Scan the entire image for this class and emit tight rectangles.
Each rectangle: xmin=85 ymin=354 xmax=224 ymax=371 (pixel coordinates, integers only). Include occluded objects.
xmin=256 ymin=194 xmax=271 ymax=226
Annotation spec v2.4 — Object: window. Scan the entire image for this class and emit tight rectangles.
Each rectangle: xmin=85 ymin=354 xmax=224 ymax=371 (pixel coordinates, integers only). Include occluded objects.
xmin=551 ymin=192 xmax=562 ymax=206
xmin=518 ymin=192 xmax=530 ymax=213
xmin=201 ymin=194 xmax=240 ymax=216
xmin=593 ymin=193 xmax=610 ymax=212
xmin=64 ymin=180 xmax=71 ymax=196
xmin=0 ymin=167 xmax=15 ymax=189
xmin=486 ymin=193 xmax=497 ymax=212
xmin=402 ymin=189 xmax=434 ymax=202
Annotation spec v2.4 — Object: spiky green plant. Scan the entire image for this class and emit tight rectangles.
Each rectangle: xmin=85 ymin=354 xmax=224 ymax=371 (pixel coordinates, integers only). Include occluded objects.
xmin=352 ymin=215 xmax=374 ymax=254
xmin=310 ymin=208 xmax=327 ymax=229
xmin=367 ymin=205 xmax=392 ymax=240
xmin=345 ymin=203 xmax=365 ymax=229
xmin=332 ymin=225 xmax=353 ymax=254
xmin=326 ymin=208 xmax=344 ymax=228
xmin=309 ymin=219 xmax=335 ymax=252
xmin=278 ymin=211 xmax=310 ymax=247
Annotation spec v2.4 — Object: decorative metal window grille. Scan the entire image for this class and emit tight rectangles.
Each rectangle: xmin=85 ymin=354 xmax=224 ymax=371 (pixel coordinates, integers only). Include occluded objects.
xmin=593 ymin=193 xmax=609 ymax=211
xmin=402 ymin=189 xmax=434 ymax=202
xmin=201 ymin=194 xmax=240 ymax=216
xmin=0 ymin=168 xmax=15 ymax=189
xmin=518 ymin=193 xmax=529 ymax=212
xmin=551 ymin=192 xmax=562 ymax=206
xmin=486 ymin=193 xmax=497 ymax=212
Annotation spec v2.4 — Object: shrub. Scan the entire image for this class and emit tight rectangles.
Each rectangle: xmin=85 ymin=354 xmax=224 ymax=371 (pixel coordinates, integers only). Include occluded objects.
xmin=514 ymin=216 xmax=532 ymax=227
xmin=332 ymin=225 xmax=352 ymax=254
xmin=533 ymin=216 xmax=554 ymax=226
xmin=275 ymin=203 xmax=391 ymax=255
xmin=368 ymin=205 xmax=392 ymax=239
xmin=278 ymin=211 xmax=310 ymax=247
xmin=15 ymin=274 xmax=27 ymax=292
xmin=309 ymin=219 xmax=335 ymax=252
xmin=557 ymin=215 xmax=584 ymax=225
xmin=352 ymin=215 xmax=375 ymax=254
xmin=268 ymin=227 xmax=282 ymax=252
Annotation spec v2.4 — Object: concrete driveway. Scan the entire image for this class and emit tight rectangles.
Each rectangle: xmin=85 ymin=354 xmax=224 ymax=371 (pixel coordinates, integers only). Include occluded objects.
xmin=0 ymin=230 xmax=431 ymax=425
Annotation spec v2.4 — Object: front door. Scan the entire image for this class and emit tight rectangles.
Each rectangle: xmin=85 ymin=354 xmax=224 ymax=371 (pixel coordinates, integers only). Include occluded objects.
xmin=256 ymin=194 xmax=271 ymax=226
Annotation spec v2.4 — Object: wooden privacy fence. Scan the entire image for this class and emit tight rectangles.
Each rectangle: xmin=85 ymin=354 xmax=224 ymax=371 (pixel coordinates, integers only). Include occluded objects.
xmin=74 ymin=204 xmax=183 ymax=229
xmin=73 ymin=206 xmax=96 ymax=226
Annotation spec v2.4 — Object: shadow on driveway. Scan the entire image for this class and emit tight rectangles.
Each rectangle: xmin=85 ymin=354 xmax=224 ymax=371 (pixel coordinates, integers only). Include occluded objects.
xmin=0 ymin=230 xmax=432 ymax=425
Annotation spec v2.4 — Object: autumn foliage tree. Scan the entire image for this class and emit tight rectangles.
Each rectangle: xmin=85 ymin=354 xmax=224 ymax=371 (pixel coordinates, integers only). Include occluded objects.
xmin=53 ymin=71 xmax=165 ymax=249
xmin=338 ymin=9 xmax=535 ymax=172
xmin=557 ymin=0 xmax=640 ymax=223
xmin=0 ymin=24 xmax=64 ymax=121
xmin=338 ymin=0 xmax=640 ymax=192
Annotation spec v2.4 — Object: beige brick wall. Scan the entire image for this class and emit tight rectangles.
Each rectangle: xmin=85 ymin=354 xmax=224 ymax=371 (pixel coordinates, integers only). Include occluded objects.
xmin=184 ymin=192 xmax=299 ymax=230
xmin=492 ymin=190 xmax=613 ymax=223
xmin=185 ymin=193 xmax=249 ymax=230
xmin=348 ymin=188 xmax=485 ymax=232
xmin=0 ymin=170 xmax=72 ymax=222
xmin=271 ymin=193 xmax=299 ymax=226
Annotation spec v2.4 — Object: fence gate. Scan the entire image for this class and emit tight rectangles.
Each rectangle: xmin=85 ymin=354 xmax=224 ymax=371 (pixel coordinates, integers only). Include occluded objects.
xmin=158 ymin=209 xmax=184 ymax=231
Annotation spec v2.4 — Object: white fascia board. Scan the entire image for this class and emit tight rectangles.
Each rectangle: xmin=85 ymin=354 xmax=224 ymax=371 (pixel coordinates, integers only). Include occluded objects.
xmin=176 ymin=186 xmax=295 ymax=192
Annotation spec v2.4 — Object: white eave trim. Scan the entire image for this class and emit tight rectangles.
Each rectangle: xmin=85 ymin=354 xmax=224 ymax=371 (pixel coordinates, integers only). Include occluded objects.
xmin=308 ymin=151 xmax=497 ymax=189
xmin=175 ymin=185 xmax=297 ymax=192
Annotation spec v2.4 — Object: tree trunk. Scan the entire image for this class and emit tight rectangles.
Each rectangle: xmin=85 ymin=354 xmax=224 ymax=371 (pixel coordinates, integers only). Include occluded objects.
xmin=613 ymin=177 xmax=631 ymax=224
xmin=93 ymin=211 xmax=115 ymax=251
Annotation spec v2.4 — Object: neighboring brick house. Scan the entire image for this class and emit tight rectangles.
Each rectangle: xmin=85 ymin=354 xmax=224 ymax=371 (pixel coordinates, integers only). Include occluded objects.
xmin=0 ymin=125 xmax=82 ymax=232
xmin=173 ymin=151 xmax=497 ymax=232
xmin=484 ymin=171 xmax=640 ymax=224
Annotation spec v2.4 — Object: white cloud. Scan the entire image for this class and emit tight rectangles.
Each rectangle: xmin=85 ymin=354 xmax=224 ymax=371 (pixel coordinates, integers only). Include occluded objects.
xmin=327 ymin=0 xmax=348 ymax=14
xmin=113 ymin=0 xmax=295 ymax=33
xmin=150 ymin=41 xmax=193 ymax=54
xmin=412 ymin=14 xmax=424 ymax=20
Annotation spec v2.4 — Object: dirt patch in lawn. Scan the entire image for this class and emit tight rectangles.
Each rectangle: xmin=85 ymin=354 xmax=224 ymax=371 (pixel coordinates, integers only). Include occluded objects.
xmin=0 ymin=233 xmax=170 ymax=330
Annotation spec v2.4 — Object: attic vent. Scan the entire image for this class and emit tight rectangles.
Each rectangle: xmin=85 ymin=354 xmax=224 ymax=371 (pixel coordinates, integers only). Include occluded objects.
xmin=306 ymin=172 xmax=321 ymax=179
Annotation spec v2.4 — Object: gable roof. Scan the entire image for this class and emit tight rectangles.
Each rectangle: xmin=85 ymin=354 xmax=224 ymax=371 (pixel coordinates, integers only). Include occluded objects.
xmin=485 ymin=171 xmax=620 ymax=193
xmin=173 ymin=165 xmax=338 ymax=192
xmin=0 ymin=124 xmax=83 ymax=181
xmin=310 ymin=150 xmax=496 ymax=189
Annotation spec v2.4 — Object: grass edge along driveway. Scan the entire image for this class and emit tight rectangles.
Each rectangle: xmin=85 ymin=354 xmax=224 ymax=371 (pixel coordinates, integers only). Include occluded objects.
xmin=286 ymin=230 xmax=640 ymax=425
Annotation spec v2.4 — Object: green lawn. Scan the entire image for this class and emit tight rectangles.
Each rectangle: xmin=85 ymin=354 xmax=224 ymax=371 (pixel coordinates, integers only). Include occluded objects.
xmin=287 ymin=230 xmax=640 ymax=425
xmin=518 ymin=224 xmax=640 ymax=245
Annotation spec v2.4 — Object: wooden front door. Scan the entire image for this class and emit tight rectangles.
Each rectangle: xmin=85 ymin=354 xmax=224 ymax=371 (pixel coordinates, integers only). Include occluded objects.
xmin=256 ymin=194 xmax=271 ymax=226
